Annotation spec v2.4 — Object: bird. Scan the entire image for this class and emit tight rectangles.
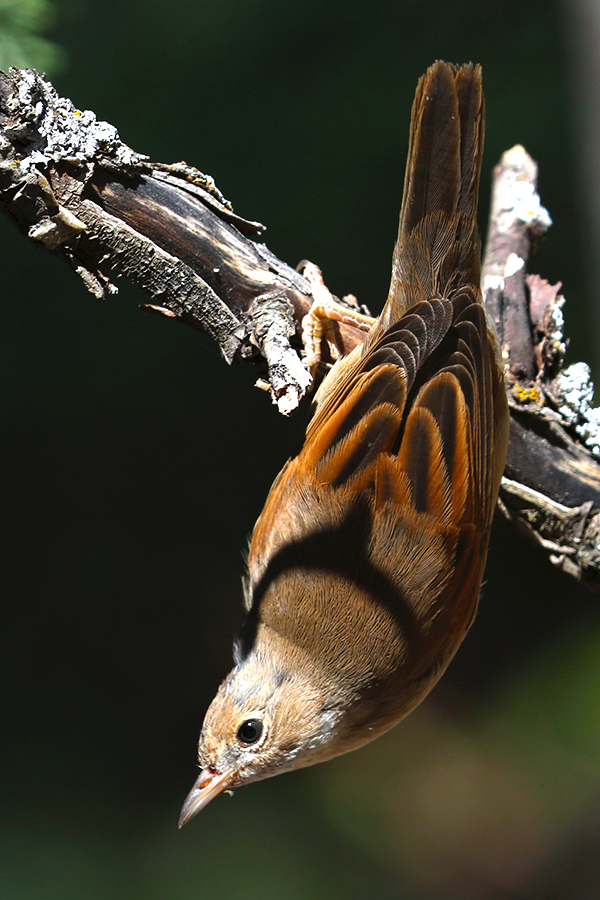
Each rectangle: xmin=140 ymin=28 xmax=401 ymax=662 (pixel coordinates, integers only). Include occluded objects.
xmin=179 ymin=60 xmax=509 ymax=826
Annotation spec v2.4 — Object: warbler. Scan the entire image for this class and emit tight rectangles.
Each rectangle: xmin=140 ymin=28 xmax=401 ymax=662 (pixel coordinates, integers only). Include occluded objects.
xmin=179 ymin=60 xmax=509 ymax=826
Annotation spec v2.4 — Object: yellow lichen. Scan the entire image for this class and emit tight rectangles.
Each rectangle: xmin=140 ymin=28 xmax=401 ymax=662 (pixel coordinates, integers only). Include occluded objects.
xmin=512 ymin=383 xmax=541 ymax=404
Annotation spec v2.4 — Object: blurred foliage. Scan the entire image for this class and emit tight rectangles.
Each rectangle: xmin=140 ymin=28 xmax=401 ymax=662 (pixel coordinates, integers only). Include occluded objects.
xmin=0 ymin=0 xmax=65 ymax=73
xmin=2 ymin=0 xmax=600 ymax=898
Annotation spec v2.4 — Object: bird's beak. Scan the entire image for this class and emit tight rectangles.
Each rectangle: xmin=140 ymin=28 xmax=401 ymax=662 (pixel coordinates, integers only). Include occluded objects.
xmin=178 ymin=766 xmax=234 ymax=827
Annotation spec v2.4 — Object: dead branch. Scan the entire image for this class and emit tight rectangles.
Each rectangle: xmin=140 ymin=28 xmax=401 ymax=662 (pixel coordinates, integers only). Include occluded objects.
xmin=0 ymin=68 xmax=364 ymax=415
xmin=1 ymin=68 xmax=600 ymax=587
xmin=483 ymin=145 xmax=600 ymax=587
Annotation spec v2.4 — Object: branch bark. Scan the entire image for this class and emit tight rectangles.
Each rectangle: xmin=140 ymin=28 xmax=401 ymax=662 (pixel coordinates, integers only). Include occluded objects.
xmin=483 ymin=146 xmax=600 ymax=587
xmin=0 ymin=68 xmax=363 ymax=414
xmin=2 ymin=68 xmax=600 ymax=587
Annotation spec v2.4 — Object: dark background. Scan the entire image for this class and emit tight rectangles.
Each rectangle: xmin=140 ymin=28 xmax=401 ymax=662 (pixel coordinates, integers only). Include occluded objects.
xmin=3 ymin=1 xmax=600 ymax=897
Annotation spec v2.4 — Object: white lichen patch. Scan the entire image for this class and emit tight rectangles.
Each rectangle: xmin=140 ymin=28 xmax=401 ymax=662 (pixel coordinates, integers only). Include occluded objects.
xmin=504 ymin=253 xmax=524 ymax=277
xmin=548 ymin=295 xmax=567 ymax=363
xmin=483 ymin=274 xmax=504 ymax=292
xmin=496 ymin=145 xmax=553 ymax=236
xmin=6 ymin=68 xmax=146 ymax=173
xmin=556 ymin=361 xmax=600 ymax=457
xmin=511 ymin=182 xmax=552 ymax=234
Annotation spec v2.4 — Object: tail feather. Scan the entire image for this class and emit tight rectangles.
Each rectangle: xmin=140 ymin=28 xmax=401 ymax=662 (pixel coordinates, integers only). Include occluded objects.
xmin=381 ymin=61 xmax=484 ymax=331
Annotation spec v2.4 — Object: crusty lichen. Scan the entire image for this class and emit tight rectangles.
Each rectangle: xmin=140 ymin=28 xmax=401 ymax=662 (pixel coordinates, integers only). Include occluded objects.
xmin=556 ymin=361 xmax=600 ymax=457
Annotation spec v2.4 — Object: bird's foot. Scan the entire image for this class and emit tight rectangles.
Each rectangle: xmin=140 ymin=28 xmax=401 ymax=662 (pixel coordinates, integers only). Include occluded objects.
xmin=299 ymin=261 xmax=375 ymax=375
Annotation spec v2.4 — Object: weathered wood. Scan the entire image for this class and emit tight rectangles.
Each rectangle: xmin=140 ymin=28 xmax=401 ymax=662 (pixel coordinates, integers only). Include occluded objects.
xmin=0 ymin=68 xmax=364 ymax=413
xmin=483 ymin=146 xmax=600 ymax=588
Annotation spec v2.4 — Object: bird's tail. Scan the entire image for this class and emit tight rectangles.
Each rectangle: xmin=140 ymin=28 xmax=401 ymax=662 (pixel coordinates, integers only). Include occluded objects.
xmin=378 ymin=61 xmax=484 ymax=333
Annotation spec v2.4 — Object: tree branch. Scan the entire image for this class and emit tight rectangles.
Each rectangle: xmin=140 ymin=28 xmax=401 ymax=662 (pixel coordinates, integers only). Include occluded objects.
xmin=2 ymin=68 xmax=600 ymax=586
xmin=483 ymin=145 xmax=600 ymax=588
xmin=0 ymin=67 xmax=364 ymax=414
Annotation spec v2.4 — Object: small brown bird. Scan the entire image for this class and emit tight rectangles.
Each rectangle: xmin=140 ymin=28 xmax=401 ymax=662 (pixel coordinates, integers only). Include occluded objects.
xmin=179 ymin=61 xmax=509 ymax=825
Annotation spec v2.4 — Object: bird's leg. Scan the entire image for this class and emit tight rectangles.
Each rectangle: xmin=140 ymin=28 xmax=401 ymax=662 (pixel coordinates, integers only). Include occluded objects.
xmin=299 ymin=261 xmax=375 ymax=374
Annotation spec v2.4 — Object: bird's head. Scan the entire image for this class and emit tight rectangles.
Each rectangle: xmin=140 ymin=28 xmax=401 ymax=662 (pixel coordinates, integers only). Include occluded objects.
xmin=178 ymin=638 xmax=347 ymax=826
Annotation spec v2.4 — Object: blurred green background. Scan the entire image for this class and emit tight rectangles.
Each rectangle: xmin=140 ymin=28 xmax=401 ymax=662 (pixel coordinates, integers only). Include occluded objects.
xmin=3 ymin=1 xmax=600 ymax=897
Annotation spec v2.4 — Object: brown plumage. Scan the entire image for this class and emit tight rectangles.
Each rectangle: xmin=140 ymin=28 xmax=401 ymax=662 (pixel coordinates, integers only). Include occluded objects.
xmin=179 ymin=61 xmax=509 ymax=825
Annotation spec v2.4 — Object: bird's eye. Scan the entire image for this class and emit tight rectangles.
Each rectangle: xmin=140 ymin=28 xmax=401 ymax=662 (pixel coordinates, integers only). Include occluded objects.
xmin=237 ymin=718 xmax=263 ymax=745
